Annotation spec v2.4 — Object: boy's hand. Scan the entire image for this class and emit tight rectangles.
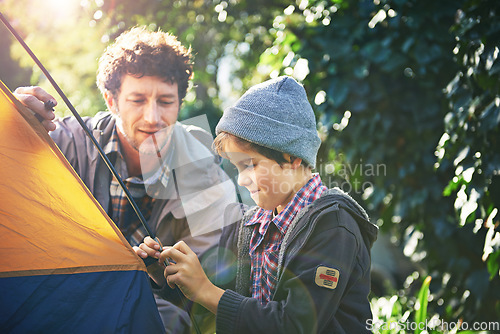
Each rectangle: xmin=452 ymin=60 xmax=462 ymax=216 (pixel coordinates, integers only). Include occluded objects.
xmin=160 ymin=241 xmax=224 ymax=314
xmin=133 ymin=236 xmax=161 ymax=259
xmin=160 ymin=241 xmax=205 ymax=295
xmin=13 ymin=86 xmax=57 ymax=132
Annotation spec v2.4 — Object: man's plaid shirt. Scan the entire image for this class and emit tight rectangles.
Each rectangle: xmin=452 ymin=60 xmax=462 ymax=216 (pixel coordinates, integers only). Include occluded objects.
xmin=245 ymin=173 xmax=327 ymax=305
xmin=104 ymin=128 xmax=169 ymax=246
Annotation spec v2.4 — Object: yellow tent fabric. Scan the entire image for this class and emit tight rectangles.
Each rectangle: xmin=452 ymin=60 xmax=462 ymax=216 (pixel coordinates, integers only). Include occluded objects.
xmin=0 ymin=80 xmax=145 ymax=277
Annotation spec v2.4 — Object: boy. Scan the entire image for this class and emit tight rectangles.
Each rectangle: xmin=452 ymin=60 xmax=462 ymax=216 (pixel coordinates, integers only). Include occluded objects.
xmin=136 ymin=76 xmax=378 ymax=333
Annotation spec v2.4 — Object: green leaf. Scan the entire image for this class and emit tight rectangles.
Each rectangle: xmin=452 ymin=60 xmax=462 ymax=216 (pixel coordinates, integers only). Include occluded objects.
xmin=487 ymin=250 xmax=500 ymax=280
xmin=415 ymin=276 xmax=431 ymax=334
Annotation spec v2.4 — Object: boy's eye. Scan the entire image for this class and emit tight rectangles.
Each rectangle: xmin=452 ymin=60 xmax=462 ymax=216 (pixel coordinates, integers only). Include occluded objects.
xmin=239 ymin=162 xmax=254 ymax=170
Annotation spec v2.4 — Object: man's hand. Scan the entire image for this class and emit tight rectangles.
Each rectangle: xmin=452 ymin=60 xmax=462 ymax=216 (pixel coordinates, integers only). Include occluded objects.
xmin=14 ymin=86 xmax=57 ymax=131
xmin=133 ymin=236 xmax=162 ymax=259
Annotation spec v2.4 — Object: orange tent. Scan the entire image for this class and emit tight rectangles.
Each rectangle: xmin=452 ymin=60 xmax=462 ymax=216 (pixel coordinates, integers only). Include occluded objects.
xmin=0 ymin=80 xmax=164 ymax=333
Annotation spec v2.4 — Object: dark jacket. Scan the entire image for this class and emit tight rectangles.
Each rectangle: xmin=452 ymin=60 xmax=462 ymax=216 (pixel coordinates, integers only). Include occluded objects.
xmin=213 ymin=188 xmax=378 ymax=334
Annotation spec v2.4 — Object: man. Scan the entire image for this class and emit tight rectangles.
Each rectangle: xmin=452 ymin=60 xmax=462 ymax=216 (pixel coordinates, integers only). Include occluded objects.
xmin=15 ymin=26 xmax=236 ymax=333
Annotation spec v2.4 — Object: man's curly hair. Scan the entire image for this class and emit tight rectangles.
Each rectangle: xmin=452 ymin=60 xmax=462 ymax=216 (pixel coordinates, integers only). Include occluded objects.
xmin=97 ymin=26 xmax=193 ymax=101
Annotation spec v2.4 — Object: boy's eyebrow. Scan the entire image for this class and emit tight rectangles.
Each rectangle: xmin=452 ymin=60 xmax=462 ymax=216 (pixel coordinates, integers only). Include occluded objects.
xmin=237 ymin=157 xmax=252 ymax=164
xmin=227 ymin=154 xmax=253 ymax=164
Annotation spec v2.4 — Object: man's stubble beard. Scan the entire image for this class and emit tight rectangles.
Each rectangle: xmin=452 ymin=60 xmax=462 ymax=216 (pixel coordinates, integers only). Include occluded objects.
xmin=115 ymin=117 xmax=172 ymax=156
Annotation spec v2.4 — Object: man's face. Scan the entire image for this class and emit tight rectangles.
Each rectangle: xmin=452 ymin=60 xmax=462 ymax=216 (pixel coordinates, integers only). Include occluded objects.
xmin=107 ymin=75 xmax=180 ymax=154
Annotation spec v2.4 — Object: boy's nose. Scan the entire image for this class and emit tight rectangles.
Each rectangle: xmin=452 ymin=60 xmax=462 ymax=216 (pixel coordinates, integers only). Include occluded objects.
xmin=237 ymin=170 xmax=252 ymax=188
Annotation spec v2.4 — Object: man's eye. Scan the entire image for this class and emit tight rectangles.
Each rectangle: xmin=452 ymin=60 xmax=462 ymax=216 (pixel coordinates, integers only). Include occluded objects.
xmin=130 ymin=99 xmax=145 ymax=104
xmin=159 ymin=100 xmax=174 ymax=105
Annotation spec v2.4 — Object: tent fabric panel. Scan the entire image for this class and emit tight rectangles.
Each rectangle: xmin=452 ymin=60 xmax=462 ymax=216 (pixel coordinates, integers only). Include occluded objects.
xmin=0 ymin=81 xmax=145 ymax=273
xmin=0 ymin=270 xmax=164 ymax=333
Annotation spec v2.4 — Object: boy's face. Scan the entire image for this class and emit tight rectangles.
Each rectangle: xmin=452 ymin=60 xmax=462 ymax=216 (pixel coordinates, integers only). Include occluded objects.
xmin=106 ymin=74 xmax=180 ymax=154
xmin=224 ymin=139 xmax=300 ymax=212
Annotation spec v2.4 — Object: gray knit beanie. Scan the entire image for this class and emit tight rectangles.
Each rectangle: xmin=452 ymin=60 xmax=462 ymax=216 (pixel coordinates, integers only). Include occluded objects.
xmin=215 ymin=76 xmax=321 ymax=168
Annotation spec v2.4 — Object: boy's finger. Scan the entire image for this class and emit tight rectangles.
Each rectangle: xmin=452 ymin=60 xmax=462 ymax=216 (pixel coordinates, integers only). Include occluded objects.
xmin=160 ymin=247 xmax=185 ymax=263
xmin=164 ymin=263 xmax=178 ymax=276
xmin=158 ymin=247 xmax=171 ymax=263
xmin=164 ymin=265 xmax=179 ymax=289
xmin=172 ymin=240 xmax=195 ymax=256
xmin=166 ymin=275 xmax=176 ymax=289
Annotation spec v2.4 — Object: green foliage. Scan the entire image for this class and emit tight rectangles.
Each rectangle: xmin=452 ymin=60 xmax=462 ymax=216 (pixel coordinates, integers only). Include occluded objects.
xmin=441 ymin=0 xmax=500 ymax=282
xmin=253 ymin=0 xmax=499 ymax=323
xmin=0 ymin=24 xmax=31 ymax=90
xmin=371 ymin=275 xmax=492 ymax=333
xmin=370 ymin=275 xmax=432 ymax=334
xmin=414 ymin=276 xmax=431 ymax=334
xmin=2 ymin=0 xmax=108 ymax=117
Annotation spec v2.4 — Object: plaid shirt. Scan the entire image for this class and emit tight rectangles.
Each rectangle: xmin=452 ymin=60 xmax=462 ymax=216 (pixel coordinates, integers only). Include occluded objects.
xmin=105 ymin=128 xmax=170 ymax=246
xmin=245 ymin=173 xmax=327 ymax=305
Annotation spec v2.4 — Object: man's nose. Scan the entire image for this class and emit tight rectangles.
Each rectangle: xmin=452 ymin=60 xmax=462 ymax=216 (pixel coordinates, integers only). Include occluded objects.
xmin=143 ymin=101 xmax=160 ymax=124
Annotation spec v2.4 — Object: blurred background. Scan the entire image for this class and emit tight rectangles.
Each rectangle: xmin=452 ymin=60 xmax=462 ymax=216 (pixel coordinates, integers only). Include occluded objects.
xmin=1 ymin=0 xmax=499 ymax=330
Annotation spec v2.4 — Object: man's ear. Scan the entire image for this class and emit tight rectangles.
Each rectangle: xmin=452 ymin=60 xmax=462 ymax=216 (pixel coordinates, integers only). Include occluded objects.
xmin=104 ymin=91 xmax=117 ymax=114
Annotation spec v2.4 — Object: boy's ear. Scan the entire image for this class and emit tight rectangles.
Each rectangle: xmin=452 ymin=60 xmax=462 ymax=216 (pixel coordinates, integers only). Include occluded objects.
xmin=283 ymin=154 xmax=303 ymax=169
xmin=291 ymin=157 xmax=303 ymax=169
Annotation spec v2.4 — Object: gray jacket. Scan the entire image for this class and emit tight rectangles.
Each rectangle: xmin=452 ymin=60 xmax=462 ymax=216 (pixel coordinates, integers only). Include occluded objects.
xmin=50 ymin=112 xmax=236 ymax=256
